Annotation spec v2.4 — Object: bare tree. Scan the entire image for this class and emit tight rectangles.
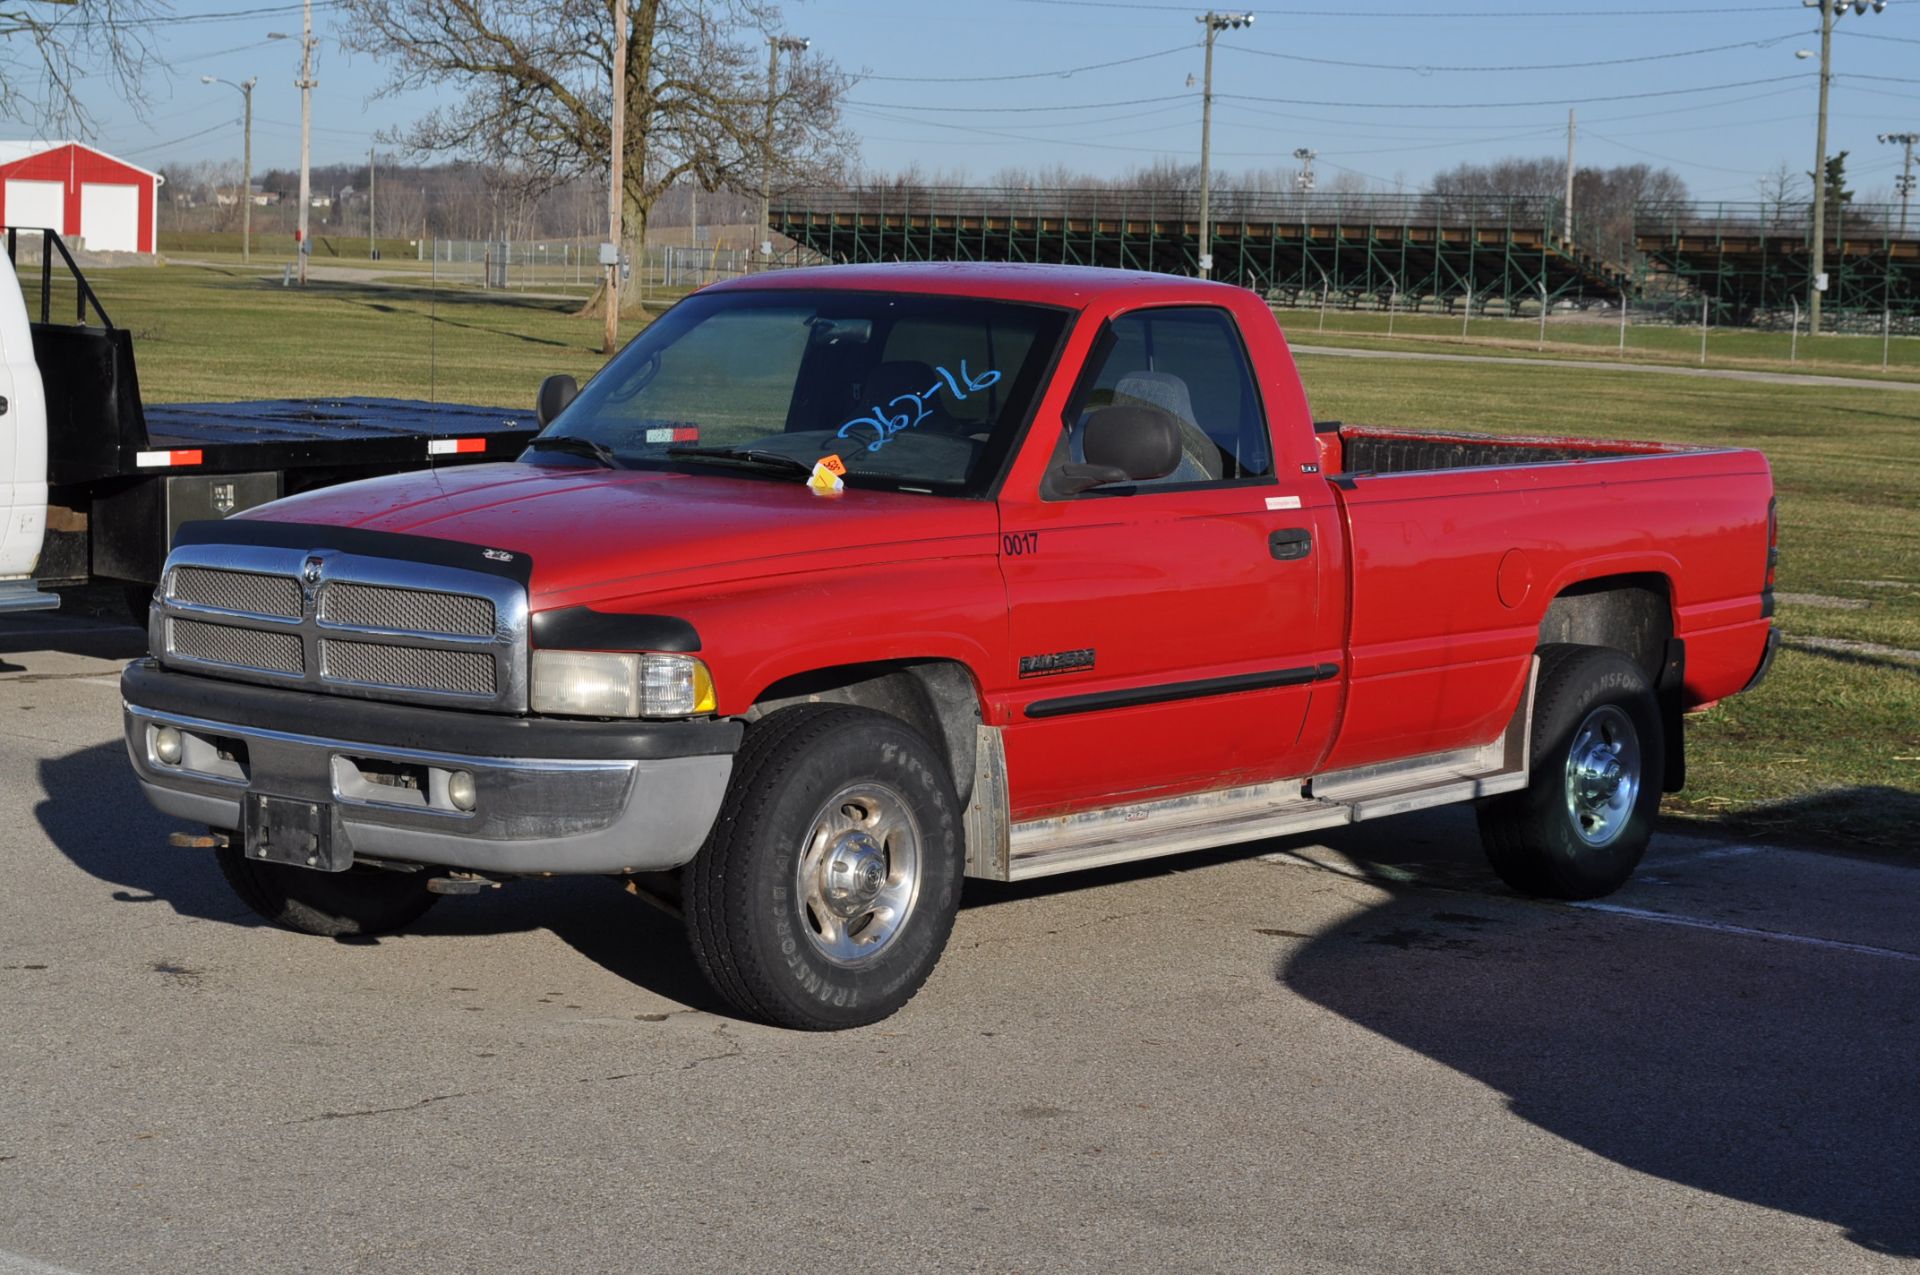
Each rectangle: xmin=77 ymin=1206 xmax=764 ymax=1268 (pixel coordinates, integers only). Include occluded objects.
xmin=1755 ymin=161 xmax=1800 ymax=227
xmin=0 ymin=0 xmax=160 ymax=133
xmin=340 ymin=0 xmax=855 ymax=308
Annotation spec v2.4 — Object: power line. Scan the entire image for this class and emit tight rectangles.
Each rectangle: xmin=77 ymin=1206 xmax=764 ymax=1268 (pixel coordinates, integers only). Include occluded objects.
xmin=1836 ymin=29 xmax=1920 ymax=47
xmin=1206 ymin=83 xmax=1808 ymax=133
xmin=120 ymin=120 xmax=239 ymax=157
xmin=1219 ymin=73 xmax=1812 ymax=111
xmin=1583 ymin=131 xmax=1775 ymax=177
xmin=1220 ymin=33 xmax=1802 ymax=74
xmin=853 ymin=74 xmax=1812 ymax=118
xmin=1011 ymin=0 xmax=1787 ymax=15
xmin=847 ymin=92 xmax=1195 ymax=114
xmin=54 ymin=1 xmax=346 ymax=27
xmin=857 ymin=43 xmax=1194 ymax=84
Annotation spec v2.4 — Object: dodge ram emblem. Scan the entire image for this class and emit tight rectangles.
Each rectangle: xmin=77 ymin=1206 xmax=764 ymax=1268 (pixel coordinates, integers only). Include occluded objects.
xmin=302 ymin=556 xmax=324 ymax=585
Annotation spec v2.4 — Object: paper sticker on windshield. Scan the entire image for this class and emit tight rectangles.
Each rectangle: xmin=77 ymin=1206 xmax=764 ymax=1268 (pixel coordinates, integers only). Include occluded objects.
xmin=817 ymin=453 xmax=847 ymax=477
xmin=646 ymin=425 xmax=699 ymax=444
xmin=808 ymin=459 xmax=845 ymax=497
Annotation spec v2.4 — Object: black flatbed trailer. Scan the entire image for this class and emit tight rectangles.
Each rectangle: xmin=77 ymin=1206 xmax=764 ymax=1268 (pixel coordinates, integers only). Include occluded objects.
xmin=9 ymin=231 xmax=539 ymax=599
xmin=144 ymin=397 xmax=536 ymax=464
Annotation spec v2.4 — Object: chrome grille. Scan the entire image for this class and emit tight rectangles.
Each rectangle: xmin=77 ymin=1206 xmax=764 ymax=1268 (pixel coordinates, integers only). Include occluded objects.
xmin=320 ymin=582 xmax=495 ymax=638
xmin=169 ymin=618 xmax=304 ymax=674
xmin=169 ymin=567 xmax=302 ymax=619
xmin=322 ymin=639 xmax=496 ymax=697
xmin=153 ymin=543 xmax=529 ymax=712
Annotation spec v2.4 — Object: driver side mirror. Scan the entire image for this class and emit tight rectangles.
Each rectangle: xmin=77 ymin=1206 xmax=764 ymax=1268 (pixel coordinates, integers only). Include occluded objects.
xmin=1044 ymin=405 xmax=1181 ymax=498
xmin=536 ymin=374 xmax=579 ymax=427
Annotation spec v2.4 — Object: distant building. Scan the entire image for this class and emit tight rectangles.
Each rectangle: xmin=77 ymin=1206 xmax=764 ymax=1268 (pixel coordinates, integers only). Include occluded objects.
xmin=0 ymin=140 xmax=161 ymax=253
xmin=214 ymin=183 xmax=279 ymax=207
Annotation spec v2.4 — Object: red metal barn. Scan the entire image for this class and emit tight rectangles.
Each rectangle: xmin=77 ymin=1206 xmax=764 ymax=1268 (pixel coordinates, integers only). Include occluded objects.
xmin=0 ymin=141 xmax=161 ymax=254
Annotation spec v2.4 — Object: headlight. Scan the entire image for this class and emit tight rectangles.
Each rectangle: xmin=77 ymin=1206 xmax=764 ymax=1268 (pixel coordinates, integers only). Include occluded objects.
xmin=530 ymin=650 xmax=717 ymax=718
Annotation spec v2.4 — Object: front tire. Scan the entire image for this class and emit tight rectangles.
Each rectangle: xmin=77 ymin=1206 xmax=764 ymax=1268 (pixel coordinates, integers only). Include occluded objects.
xmin=684 ymin=704 xmax=964 ymax=1030
xmin=216 ymin=843 xmax=439 ymax=937
xmin=1476 ymin=644 xmax=1665 ymax=900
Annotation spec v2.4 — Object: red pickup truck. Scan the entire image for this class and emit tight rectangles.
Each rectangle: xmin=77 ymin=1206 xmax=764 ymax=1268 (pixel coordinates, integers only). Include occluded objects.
xmin=121 ymin=263 xmax=1777 ymax=1029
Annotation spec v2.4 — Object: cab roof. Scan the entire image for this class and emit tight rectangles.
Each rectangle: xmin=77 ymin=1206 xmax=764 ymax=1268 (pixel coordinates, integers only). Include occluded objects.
xmin=701 ymin=261 xmax=1247 ymax=309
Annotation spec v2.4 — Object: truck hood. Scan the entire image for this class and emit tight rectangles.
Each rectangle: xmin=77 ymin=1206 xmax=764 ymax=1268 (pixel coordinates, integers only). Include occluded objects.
xmin=245 ymin=462 xmax=1000 ymax=609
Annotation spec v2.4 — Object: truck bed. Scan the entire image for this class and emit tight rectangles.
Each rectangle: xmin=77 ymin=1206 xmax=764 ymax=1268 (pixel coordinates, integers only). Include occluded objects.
xmin=1323 ymin=423 xmax=1695 ymax=477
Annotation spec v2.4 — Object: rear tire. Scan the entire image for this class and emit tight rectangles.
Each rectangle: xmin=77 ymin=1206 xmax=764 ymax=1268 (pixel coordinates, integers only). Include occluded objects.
xmin=683 ymin=704 xmax=964 ymax=1030
xmin=216 ymin=843 xmax=439 ymax=937
xmin=1476 ymin=644 xmax=1664 ymax=900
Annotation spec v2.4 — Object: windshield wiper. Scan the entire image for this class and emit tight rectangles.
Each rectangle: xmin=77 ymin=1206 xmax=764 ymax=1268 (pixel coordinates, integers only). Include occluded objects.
xmin=524 ymin=435 xmax=620 ymax=468
xmin=664 ymin=445 xmax=814 ymax=476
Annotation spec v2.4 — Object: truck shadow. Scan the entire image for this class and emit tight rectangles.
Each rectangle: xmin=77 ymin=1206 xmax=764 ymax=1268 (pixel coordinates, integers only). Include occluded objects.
xmin=967 ymin=799 xmax=1920 ymax=1255
xmin=1276 ymin=881 xmax=1920 ymax=1257
xmin=35 ymin=740 xmax=730 ymax=1014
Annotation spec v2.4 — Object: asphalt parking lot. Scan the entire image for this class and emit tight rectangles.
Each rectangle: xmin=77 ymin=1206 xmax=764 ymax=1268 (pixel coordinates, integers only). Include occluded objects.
xmin=2 ymin=609 xmax=1916 ymax=1274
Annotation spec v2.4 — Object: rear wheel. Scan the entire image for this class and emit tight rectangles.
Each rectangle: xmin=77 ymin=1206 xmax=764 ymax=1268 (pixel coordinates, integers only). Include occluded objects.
xmin=683 ymin=704 xmax=963 ymax=1030
xmin=1477 ymin=644 xmax=1664 ymax=900
xmin=216 ymin=843 xmax=439 ymax=937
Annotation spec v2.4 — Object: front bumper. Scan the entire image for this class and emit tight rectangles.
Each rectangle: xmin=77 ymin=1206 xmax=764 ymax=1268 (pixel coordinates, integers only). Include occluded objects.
xmin=121 ymin=660 xmax=741 ymax=875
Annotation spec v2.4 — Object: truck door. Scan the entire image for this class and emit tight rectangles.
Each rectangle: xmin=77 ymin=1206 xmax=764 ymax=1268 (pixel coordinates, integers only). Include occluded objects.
xmin=997 ymin=305 xmax=1337 ymax=817
xmin=0 ymin=251 xmax=48 ymax=581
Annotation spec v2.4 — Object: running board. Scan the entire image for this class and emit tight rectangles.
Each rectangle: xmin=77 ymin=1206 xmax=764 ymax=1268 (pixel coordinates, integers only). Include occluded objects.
xmin=964 ymin=658 xmax=1538 ymax=883
xmin=0 ymin=579 xmax=58 ymax=613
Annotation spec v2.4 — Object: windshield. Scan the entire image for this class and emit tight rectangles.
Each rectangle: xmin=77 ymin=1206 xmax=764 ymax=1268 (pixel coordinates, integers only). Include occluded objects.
xmin=531 ymin=289 xmax=1069 ymax=495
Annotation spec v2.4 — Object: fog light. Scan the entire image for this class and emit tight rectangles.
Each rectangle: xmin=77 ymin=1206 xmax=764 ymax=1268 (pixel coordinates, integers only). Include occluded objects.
xmin=153 ymin=726 xmax=184 ymax=766
xmin=447 ymin=769 xmax=478 ymax=812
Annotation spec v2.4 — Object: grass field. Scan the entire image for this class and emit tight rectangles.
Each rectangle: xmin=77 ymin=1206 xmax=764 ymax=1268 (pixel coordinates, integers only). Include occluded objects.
xmin=1275 ymin=306 xmax=1920 ymax=383
xmin=84 ymin=263 xmax=1920 ymax=850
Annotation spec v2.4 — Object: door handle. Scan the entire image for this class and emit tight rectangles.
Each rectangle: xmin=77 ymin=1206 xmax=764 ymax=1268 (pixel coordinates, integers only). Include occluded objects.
xmin=1269 ymin=528 xmax=1312 ymax=561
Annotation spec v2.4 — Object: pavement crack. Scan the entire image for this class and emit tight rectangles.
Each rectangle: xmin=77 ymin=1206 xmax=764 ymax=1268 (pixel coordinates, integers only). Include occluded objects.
xmin=680 ymin=1026 xmax=745 ymax=1072
xmin=292 ymin=1091 xmax=469 ymax=1124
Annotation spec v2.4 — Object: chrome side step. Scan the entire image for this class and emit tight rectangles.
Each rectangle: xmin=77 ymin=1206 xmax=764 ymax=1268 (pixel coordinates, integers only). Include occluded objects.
xmin=0 ymin=579 xmax=58 ymax=613
xmin=964 ymin=658 xmax=1538 ymax=883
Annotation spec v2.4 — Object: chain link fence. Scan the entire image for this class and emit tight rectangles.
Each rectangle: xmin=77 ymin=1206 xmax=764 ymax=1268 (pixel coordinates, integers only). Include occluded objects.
xmin=411 ymin=239 xmax=821 ymax=292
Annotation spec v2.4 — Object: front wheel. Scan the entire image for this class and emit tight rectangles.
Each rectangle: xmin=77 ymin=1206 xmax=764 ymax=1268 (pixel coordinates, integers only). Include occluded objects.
xmin=683 ymin=704 xmax=964 ymax=1030
xmin=1476 ymin=644 xmax=1665 ymax=900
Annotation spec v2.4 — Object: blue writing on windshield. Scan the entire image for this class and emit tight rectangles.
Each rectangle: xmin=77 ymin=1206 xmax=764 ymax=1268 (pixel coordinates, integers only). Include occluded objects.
xmin=837 ymin=361 xmax=1002 ymax=453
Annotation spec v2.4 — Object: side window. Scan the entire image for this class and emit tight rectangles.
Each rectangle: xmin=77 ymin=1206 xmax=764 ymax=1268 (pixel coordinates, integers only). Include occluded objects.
xmin=1053 ymin=307 xmax=1272 ymax=493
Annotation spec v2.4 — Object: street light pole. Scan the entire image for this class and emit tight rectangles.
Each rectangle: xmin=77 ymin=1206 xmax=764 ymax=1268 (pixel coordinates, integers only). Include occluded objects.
xmin=605 ymin=0 xmax=627 ymax=355
xmin=760 ymin=35 xmax=809 ymax=263
xmin=201 ymin=75 xmax=256 ymax=264
xmin=295 ymin=0 xmax=316 ymax=285
xmin=1805 ymin=0 xmax=1891 ymax=336
xmin=1881 ymin=131 xmax=1918 ymax=237
xmin=1195 ymin=11 xmax=1252 ymax=282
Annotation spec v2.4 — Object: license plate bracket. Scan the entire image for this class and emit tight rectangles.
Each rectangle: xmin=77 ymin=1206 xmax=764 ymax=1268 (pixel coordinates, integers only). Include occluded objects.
xmin=243 ymin=793 xmax=346 ymax=872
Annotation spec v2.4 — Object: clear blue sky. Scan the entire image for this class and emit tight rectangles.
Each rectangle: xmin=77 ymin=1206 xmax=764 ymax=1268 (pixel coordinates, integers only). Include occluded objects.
xmin=64 ymin=0 xmax=1920 ymax=203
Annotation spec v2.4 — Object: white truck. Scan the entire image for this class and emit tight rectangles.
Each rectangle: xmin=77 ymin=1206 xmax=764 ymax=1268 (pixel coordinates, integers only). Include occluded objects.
xmin=0 ymin=228 xmax=541 ymax=614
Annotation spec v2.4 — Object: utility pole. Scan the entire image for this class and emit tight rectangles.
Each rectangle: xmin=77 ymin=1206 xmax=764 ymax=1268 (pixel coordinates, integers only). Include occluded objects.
xmin=295 ymin=0 xmax=315 ymax=285
xmin=604 ymin=0 xmax=627 ymax=354
xmin=368 ymin=148 xmax=376 ymax=255
xmin=1804 ymin=0 xmax=1890 ymax=335
xmin=1195 ymin=11 xmax=1253 ymax=281
xmin=201 ymin=75 xmax=256 ymax=263
xmin=1563 ymin=108 xmax=1576 ymax=248
xmin=760 ymin=35 xmax=809 ymax=263
xmin=1880 ymin=131 xmax=1918 ymax=237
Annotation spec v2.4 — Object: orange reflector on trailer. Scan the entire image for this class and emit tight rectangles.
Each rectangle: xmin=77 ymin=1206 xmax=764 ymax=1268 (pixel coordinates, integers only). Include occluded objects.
xmin=427 ymin=438 xmax=488 ymax=456
xmin=135 ymin=449 xmax=204 ymax=468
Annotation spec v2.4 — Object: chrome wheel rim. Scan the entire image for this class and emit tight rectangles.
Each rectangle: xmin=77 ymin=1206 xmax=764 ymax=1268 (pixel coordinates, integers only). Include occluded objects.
xmin=1564 ymin=704 xmax=1641 ymax=848
xmin=795 ymin=782 xmax=923 ymax=966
